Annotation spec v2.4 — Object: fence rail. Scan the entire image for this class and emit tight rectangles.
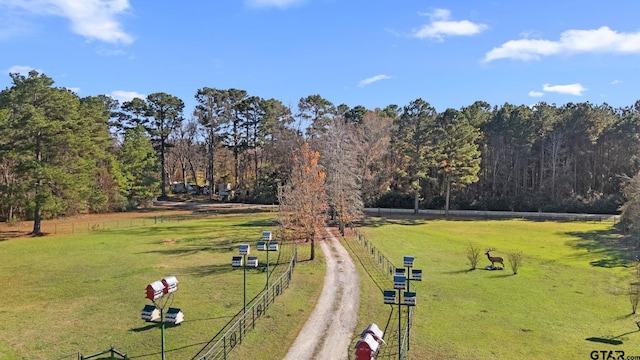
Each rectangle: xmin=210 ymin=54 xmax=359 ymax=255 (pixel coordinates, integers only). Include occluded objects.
xmin=365 ymin=208 xmax=620 ymax=222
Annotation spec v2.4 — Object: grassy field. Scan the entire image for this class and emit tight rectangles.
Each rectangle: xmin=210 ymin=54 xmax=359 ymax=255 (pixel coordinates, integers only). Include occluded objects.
xmin=353 ymin=217 xmax=640 ymax=359
xmin=3 ymin=209 xmax=639 ymax=360
xmin=0 ymin=211 xmax=324 ymax=360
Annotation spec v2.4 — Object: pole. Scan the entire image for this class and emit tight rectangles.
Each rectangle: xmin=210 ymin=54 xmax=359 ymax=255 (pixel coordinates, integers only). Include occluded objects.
xmin=266 ymin=245 xmax=270 ymax=290
xmin=161 ymin=307 xmax=166 ymax=360
xmin=406 ymin=266 xmax=411 ymax=352
xmin=397 ymin=288 xmax=402 ymax=360
xmin=243 ymin=254 xmax=247 ymax=315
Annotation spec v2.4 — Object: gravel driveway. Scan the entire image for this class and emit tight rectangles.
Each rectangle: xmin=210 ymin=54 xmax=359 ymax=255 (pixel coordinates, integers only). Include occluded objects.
xmin=283 ymin=228 xmax=360 ymax=360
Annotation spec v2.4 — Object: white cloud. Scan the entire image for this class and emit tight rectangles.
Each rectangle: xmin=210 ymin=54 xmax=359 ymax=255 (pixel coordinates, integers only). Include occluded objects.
xmin=110 ymin=90 xmax=145 ymax=102
xmin=485 ymin=26 xmax=640 ymax=62
xmin=528 ymin=91 xmax=544 ymax=97
xmin=245 ymin=0 xmax=306 ymax=9
xmin=542 ymin=83 xmax=587 ymax=96
xmin=0 ymin=0 xmax=133 ymax=44
xmin=412 ymin=8 xmax=488 ymax=40
xmin=610 ymin=79 xmax=622 ymax=85
xmin=6 ymin=64 xmax=36 ymax=75
xmin=358 ymin=74 xmax=392 ymax=87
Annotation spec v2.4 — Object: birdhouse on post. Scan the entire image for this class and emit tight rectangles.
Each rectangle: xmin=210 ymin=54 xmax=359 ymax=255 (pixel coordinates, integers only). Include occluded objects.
xmin=165 ymin=307 xmax=184 ymax=325
xmin=247 ymin=256 xmax=259 ymax=267
xmin=232 ymin=256 xmax=243 ymax=267
xmin=141 ymin=304 xmax=161 ymax=322
xmin=383 ymin=290 xmax=396 ymax=305
xmin=162 ymin=276 xmax=178 ymax=294
xmin=404 ymin=292 xmax=417 ymax=306
xmin=262 ymin=231 xmax=272 ymax=241
xmin=239 ymin=244 xmax=250 ymax=255
xmin=146 ymin=280 xmax=165 ymax=301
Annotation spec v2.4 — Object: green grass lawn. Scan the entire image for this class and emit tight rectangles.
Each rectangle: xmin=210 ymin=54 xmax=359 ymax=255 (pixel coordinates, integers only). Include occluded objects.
xmin=356 ymin=217 xmax=640 ymax=359
xmin=4 ymin=211 xmax=639 ymax=360
xmin=0 ymin=212 xmax=323 ymax=360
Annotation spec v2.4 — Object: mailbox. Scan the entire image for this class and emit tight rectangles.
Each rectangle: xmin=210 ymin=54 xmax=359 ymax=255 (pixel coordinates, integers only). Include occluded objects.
xmin=383 ymin=290 xmax=396 ymax=305
xmin=361 ymin=323 xmax=384 ymax=343
xmin=162 ymin=275 xmax=178 ymax=294
xmin=268 ymin=241 xmax=279 ymax=251
xmin=404 ymin=291 xmax=417 ymax=306
xmin=411 ymin=269 xmax=423 ymax=281
xmin=354 ymin=333 xmax=380 ymax=360
xmin=257 ymin=241 xmax=267 ymax=251
xmin=239 ymin=244 xmax=250 ymax=255
xmin=393 ymin=275 xmax=406 ymax=290
xmin=403 ymin=255 xmax=414 ymax=268
xmin=146 ymin=280 xmax=165 ymax=300
xmin=247 ymin=256 xmax=259 ymax=267
xmin=165 ymin=307 xmax=184 ymax=325
xmin=141 ymin=304 xmax=160 ymax=322
xmin=262 ymin=231 xmax=272 ymax=241
xmin=232 ymin=256 xmax=243 ymax=267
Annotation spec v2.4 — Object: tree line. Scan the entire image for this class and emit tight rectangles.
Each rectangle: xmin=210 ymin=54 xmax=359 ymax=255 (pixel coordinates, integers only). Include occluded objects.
xmin=2 ymin=71 xmax=640 ymax=235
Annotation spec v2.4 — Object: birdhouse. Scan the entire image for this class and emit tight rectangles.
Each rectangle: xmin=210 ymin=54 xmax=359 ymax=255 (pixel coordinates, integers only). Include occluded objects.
xmin=411 ymin=269 xmax=423 ymax=281
xmin=247 ymin=256 xmax=259 ymax=267
xmin=394 ymin=268 xmax=405 ymax=276
xmin=354 ymin=333 xmax=380 ymax=360
xmin=404 ymin=291 xmax=417 ymax=306
xmin=383 ymin=290 xmax=396 ymax=305
xmin=403 ymin=255 xmax=415 ymax=268
xmin=239 ymin=244 xmax=250 ymax=255
xmin=232 ymin=256 xmax=243 ymax=267
xmin=162 ymin=275 xmax=178 ymax=294
xmin=165 ymin=307 xmax=184 ymax=325
xmin=361 ymin=323 xmax=384 ymax=343
xmin=393 ymin=275 xmax=406 ymax=290
xmin=257 ymin=241 xmax=267 ymax=251
xmin=268 ymin=241 xmax=279 ymax=251
xmin=146 ymin=280 xmax=165 ymax=300
xmin=262 ymin=231 xmax=272 ymax=241
xmin=141 ymin=304 xmax=160 ymax=322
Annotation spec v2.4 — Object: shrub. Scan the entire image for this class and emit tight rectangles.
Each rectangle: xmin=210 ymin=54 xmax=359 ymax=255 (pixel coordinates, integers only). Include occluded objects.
xmin=465 ymin=242 xmax=482 ymax=270
xmin=507 ymin=250 xmax=523 ymax=275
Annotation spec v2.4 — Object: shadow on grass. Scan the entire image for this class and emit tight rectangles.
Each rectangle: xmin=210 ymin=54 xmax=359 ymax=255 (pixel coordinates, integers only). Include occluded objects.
xmin=566 ymin=227 xmax=637 ymax=268
xmin=585 ymin=337 xmax=624 ymax=345
xmin=180 ymin=263 xmax=236 ymax=277
xmin=586 ymin=328 xmax=640 ymax=345
xmin=443 ymin=269 xmax=475 ymax=274
xmin=232 ymin=219 xmax=279 ymax=227
xmin=128 ymin=340 xmax=210 ymax=359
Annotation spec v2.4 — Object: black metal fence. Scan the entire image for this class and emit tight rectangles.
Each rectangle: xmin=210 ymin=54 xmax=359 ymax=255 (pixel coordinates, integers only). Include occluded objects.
xmin=350 ymin=230 xmax=414 ymax=360
xmin=192 ymin=247 xmax=297 ymax=360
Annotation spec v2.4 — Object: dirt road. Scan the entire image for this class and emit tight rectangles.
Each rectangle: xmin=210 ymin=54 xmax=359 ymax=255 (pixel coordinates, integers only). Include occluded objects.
xmin=283 ymin=228 xmax=360 ymax=360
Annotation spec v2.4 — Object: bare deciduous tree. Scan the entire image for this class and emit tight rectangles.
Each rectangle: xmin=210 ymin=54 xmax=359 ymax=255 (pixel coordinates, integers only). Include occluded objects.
xmin=320 ymin=117 xmax=363 ymax=235
xmin=355 ymin=110 xmax=393 ymax=207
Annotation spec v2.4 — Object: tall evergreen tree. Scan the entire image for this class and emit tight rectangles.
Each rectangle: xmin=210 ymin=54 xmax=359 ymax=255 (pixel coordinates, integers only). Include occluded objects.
xmin=434 ymin=108 xmax=482 ymax=216
xmin=1 ymin=71 xmax=89 ymax=234
xmin=392 ymin=98 xmax=438 ymax=213
xmin=145 ymin=92 xmax=184 ymax=199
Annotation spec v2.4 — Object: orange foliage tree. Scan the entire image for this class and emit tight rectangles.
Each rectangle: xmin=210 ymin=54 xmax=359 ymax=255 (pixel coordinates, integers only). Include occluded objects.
xmin=277 ymin=142 xmax=328 ymax=260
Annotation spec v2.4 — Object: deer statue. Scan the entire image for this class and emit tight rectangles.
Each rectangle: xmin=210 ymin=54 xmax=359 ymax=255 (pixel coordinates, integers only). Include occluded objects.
xmin=485 ymin=248 xmax=504 ymax=268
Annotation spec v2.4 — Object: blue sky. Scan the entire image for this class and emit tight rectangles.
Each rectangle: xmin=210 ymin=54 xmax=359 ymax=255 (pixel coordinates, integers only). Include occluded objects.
xmin=1 ymin=0 xmax=640 ymax=115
